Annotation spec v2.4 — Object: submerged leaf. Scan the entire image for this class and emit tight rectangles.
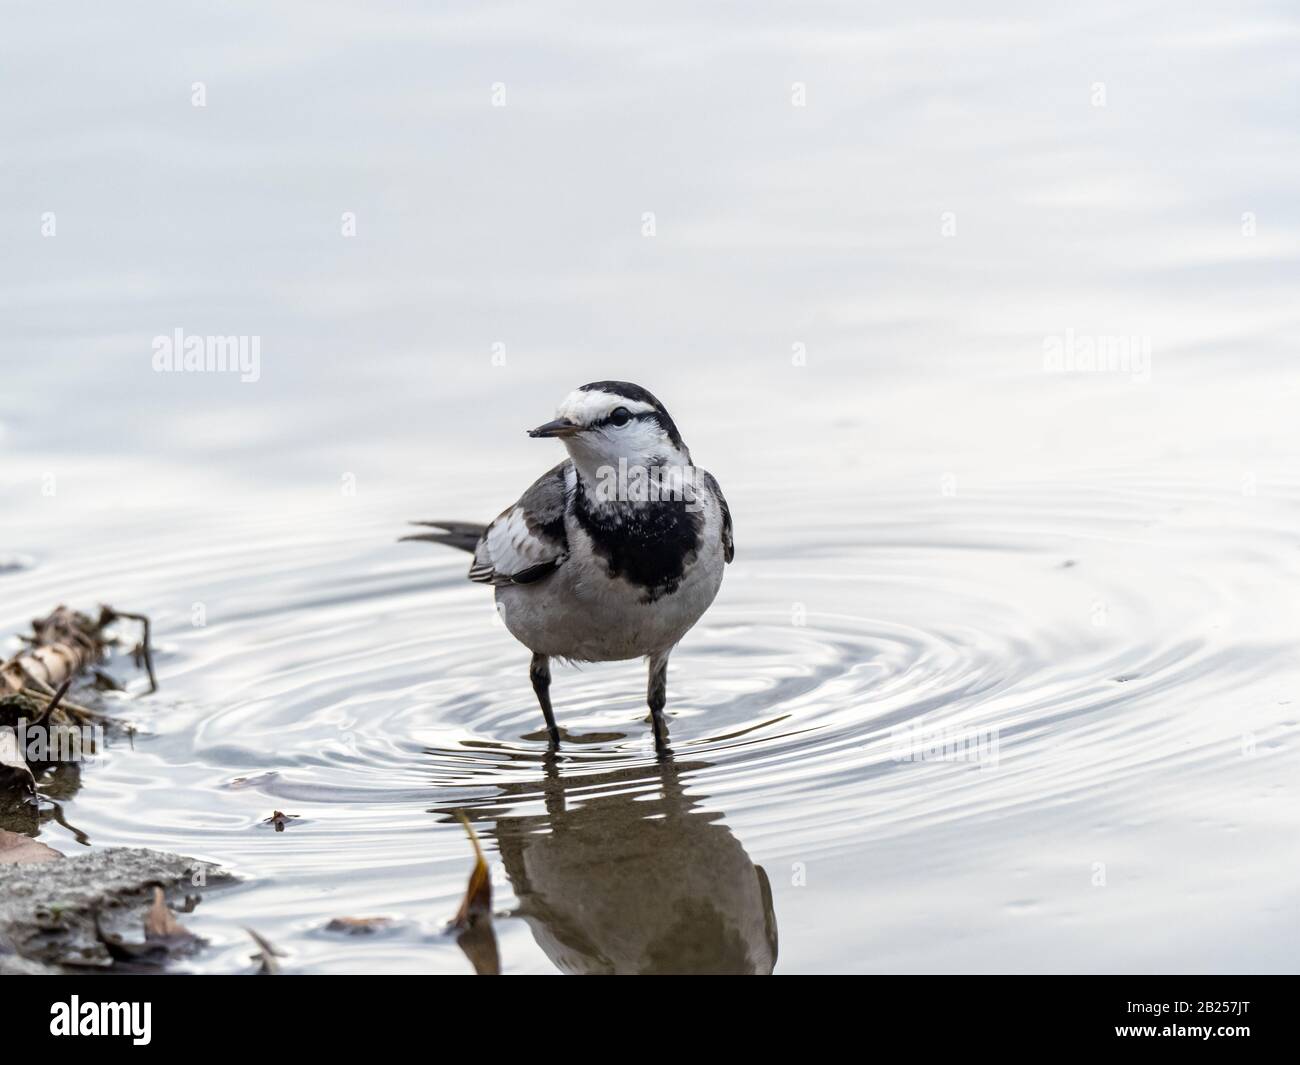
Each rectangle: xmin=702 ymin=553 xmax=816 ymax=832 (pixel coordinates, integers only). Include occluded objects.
xmin=456 ymin=921 xmax=500 ymax=976
xmin=325 ymin=916 xmax=393 ymax=935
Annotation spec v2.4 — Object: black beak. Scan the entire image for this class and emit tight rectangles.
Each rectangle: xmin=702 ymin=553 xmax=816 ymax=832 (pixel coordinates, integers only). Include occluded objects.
xmin=527 ymin=418 xmax=580 ymax=439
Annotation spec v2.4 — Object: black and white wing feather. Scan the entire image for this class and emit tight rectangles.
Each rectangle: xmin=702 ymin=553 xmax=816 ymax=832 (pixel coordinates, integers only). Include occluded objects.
xmin=468 ymin=462 xmax=572 ymax=585
xmin=703 ymin=470 xmax=734 ymax=563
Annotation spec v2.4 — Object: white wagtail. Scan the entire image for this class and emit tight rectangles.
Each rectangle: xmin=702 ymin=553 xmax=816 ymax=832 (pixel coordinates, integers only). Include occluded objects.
xmin=404 ymin=381 xmax=733 ymax=747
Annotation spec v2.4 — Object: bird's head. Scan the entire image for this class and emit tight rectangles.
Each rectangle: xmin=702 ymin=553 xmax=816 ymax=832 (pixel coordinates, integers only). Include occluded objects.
xmin=528 ymin=382 xmax=691 ymax=481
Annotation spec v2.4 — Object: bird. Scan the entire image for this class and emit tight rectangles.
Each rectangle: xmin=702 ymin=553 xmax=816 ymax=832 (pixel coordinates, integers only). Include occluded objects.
xmin=403 ymin=381 xmax=733 ymax=748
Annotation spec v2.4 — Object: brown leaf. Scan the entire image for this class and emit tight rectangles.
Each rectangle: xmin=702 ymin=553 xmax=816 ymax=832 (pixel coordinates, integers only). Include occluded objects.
xmin=244 ymin=926 xmax=284 ymax=974
xmin=143 ymin=886 xmax=193 ymax=942
xmin=448 ymin=811 xmax=499 ymax=973
xmin=325 ymin=916 xmax=393 ymax=935
xmin=88 ymin=891 xmax=201 ymax=970
xmin=450 ymin=811 xmax=492 ymax=929
xmin=0 ymin=828 xmax=61 ymax=865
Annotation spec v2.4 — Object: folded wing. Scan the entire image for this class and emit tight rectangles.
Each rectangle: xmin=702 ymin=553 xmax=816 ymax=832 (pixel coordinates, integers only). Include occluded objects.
xmin=469 ymin=462 xmax=572 ymax=586
xmin=702 ymin=470 xmax=734 ymax=563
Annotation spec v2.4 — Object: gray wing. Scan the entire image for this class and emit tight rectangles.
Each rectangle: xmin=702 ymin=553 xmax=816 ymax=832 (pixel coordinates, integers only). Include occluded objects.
xmin=703 ymin=471 xmax=734 ymax=563
xmin=469 ymin=462 xmax=572 ymax=585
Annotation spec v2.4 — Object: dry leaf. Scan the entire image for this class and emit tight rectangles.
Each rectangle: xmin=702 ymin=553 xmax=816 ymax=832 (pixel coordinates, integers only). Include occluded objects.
xmin=143 ymin=886 xmax=194 ymax=943
xmin=89 ymin=889 xmax=201 ymax=969
xmin=450 ymin=811 xmax=491 ymax=928
xmin=0 ymin=828 xmax=61 ymax=865
xmin=449 ymin=811 xmax=500 ymax=975
xmin=325 ymin=916 xmax=393 ymax=935
xmin=244 ymin=926 xmax=285 ymax=974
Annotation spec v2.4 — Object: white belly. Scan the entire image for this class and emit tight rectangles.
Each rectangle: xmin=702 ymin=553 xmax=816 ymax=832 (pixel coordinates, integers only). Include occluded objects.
xmin=494 ymin=516 xmax=726 ymax=662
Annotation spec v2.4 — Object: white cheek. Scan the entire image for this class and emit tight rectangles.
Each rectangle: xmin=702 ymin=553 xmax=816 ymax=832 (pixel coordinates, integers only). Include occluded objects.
xmin=620 ymin=421 xmax=663 ymax=458
xmin=564 ymin=433 xmax=615 ymax=470
xmin=567 ymin=423 xmax=658 ymax=466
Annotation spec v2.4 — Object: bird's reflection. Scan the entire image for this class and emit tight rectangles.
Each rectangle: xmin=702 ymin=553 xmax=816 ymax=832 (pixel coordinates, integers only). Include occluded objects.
xmin=434 ymin=744 xmax=778 ymax=975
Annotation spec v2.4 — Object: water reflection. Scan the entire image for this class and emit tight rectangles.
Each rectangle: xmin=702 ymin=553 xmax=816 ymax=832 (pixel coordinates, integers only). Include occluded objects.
xmin=435 ymin=746 xmax=777 ymax=975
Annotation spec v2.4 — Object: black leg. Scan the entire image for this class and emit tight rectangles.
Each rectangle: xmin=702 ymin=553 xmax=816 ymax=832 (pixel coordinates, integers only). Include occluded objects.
xmin=647 ymin=650 xmax=670 ymax=750
xmin=529 ymin=653 xmax=560 ymax=746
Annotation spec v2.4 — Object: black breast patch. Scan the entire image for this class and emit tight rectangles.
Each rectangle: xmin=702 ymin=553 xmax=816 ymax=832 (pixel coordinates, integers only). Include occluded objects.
xmin=573 ymin=482 xmax=703 ymax=602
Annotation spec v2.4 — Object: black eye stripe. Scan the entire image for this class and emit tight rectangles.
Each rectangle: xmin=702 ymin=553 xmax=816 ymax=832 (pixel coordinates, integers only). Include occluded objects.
xmin=588 ymin=407 xmax=682 ymax=449
xmin=575 ymin=381 xmax=687 ymax=451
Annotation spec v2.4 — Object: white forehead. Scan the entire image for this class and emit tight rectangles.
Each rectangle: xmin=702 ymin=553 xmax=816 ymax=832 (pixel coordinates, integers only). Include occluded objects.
xmin=557 ymin=389 xmax=656 ymax=425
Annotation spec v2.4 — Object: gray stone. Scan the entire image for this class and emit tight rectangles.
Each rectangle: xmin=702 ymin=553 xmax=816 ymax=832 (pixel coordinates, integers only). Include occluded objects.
xmin=0 ymin=846 xmax=232 ymax=973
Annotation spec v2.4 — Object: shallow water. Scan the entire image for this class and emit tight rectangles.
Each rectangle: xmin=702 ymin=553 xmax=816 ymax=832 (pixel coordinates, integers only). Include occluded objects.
xmin=2 ymin=2 xmax=1299 ymax=973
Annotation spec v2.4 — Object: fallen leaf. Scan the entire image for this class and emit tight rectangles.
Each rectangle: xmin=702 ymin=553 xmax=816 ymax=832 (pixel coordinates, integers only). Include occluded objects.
xmin=244 ymin=926 xmax=285 ymax=974
xmin=143 ymin=886 xmax=194 ymax=943
xmin=0 ymin=828 xmax=61 ymax=865
xmin=449 ymin=811 xmax=499 ymax=975
xmin=450 ymin=811 xmax=491 ymax=929
xmin=325 ymin=916 xmax=393 ymax=935
xmin=83 ymin=890 xmax=203 ymax=970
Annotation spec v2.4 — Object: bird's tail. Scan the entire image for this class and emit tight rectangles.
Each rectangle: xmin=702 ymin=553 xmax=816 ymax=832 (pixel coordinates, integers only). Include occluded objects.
xmin=399 ymin=520 xmax=487 ymax=554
